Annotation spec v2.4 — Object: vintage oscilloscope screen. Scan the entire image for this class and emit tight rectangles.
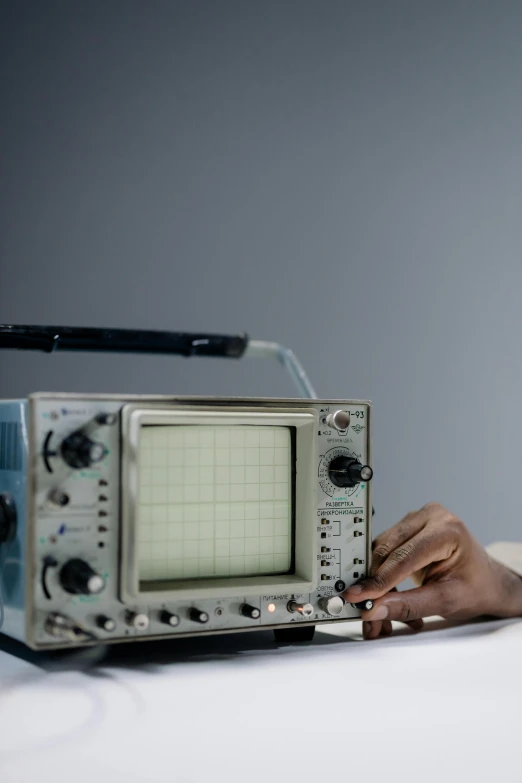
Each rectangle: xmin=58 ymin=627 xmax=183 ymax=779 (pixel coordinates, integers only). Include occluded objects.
xmin=136 ymin=425 xmax=296 ymax=583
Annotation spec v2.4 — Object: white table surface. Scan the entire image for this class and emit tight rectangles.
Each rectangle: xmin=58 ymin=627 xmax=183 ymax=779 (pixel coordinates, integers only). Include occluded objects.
xmin=1 ymin=616 xmax=521 ymax=783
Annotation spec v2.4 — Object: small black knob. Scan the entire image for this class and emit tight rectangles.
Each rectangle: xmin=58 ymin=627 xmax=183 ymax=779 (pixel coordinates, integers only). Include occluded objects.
xmin=328 ymin=456 xmax=373 ymax=488
xmin=95 ymin=413 xmax=117 ymax=426
xmin=188 ymin=608 xmax=209 ymax=624
xmin=59 ymin=558 xmax=105 ymax=595
xmin=351 ymin=599 xmax=374 ymax=611
xmin=60 ymin=431 xmax=106 ymax=469
xmin=160 ymin=610 xmax=180 ymax=627
xmin=48 ymin=489 xmax=70 ymax=507
xmin=0 ymin=493 xmax=17 ymax=544
xmin=96 ymin=615 xmax=116 ymax=632
xmin=239 ymin=603 xmax=261 ymax=620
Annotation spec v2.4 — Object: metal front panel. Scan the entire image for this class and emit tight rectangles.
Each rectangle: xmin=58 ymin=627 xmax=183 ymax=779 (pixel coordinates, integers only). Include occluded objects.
xmin=314 ymin=402 xmax=372 ymax=616
xmin=29 ymin=396 xmax=122 ymax=648
xmin=25 ymin=393 xmax=371 ymax=650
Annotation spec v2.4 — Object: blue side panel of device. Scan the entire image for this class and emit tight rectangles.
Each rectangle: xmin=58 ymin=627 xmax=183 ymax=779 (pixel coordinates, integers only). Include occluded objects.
xmin=0 ymin=400 xmax=28 ymax=643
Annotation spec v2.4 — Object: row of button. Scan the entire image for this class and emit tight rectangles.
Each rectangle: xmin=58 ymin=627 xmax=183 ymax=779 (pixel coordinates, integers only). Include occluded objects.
xmin=97 ymin=596 xmax=373 ymax=633
xmin=96 ymin=603 xmax=262 ymax=632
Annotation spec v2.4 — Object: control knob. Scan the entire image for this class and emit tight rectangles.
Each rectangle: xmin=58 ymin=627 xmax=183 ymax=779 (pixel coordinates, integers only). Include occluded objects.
xmin=59 ymin=558 xmax=105 ymax=595
xmin=96 ymin=615 xmax=116 ymax=632
xmin=319 ymin=596 xmax=345 ymax=616
xmin=48 ymin=489 xmax=70 ymax=507
xmin=240 ymin=603 xmax=261 ymax=620
xmin=328 ymin=455 xmax=373 ymax=488
xmin=95 ymin=413 xmax=118 ymax=426
xmin=351 ymin=599 xmax=374 ymax=611
xmin=126 ymin=611 xmax=150 ymax=630
xmin=160 ymin=610 xmax=180 ymax=627
xmin=325 ymin=410 xmax=350 ymax=431
xmin=189 ymin=608 xmax=209 ymax=624
xmin=61 ymin=431 xmax=106 ymax=469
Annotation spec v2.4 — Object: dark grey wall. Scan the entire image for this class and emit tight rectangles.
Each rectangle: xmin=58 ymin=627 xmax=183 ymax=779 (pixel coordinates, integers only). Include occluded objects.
xmin=2 ymin=0 xmax=522 ymax=544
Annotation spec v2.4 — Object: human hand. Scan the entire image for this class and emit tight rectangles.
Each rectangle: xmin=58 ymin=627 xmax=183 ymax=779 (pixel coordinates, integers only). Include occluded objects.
xmin=343 ymin=502 xmax=522 ymax=640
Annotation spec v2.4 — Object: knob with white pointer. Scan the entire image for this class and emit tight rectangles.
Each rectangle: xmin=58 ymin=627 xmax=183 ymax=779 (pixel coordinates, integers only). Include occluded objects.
xmin=59 ymin=558 xmax=105 ymax=595
xmin=96 ymin=615 xmax=116 ymax=632
xmin=328 ymin=455 xmax=373 ymax=488
xmin=60 ymin=431 xmax=106 ymax=469
xmin=351 ymin=599 xmax=374 ymax=611
xmin=240 ymin=603 xmax=261 ymax=619
xmin=189 ymin=608 xmax=209 ymax=624
xmin=160 ymin=610 xmax=180 ymax=627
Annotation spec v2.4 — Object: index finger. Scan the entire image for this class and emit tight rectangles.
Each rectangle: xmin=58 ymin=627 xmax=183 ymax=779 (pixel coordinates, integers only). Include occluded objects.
xmin=370 ymin=507 xmax=431 ymax=574
xmin=343 ymin=525 xmax=458 ymax=601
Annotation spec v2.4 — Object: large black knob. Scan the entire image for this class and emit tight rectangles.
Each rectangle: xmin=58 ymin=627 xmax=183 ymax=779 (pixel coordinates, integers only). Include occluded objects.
xmin=328 ymin=456 xmax=373 ymax=488
xmin=59 ymin=558 xmax=105 ymax=595
xmin=60 ymin=431 xmax=106 ymax=469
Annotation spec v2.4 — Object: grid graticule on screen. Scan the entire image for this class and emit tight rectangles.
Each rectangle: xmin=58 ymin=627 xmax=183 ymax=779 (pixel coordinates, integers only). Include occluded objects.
xmin=137 ymin=426 xmax=292 ymax=581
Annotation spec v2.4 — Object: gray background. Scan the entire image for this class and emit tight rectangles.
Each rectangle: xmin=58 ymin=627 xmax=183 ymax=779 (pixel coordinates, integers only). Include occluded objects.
xmin=1 ymin=0 xmax=521 ymax=545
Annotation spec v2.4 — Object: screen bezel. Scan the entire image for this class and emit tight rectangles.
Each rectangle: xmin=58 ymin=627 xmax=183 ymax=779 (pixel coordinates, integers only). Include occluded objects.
xmin=119 ymin=404 xmax=318 ymax=604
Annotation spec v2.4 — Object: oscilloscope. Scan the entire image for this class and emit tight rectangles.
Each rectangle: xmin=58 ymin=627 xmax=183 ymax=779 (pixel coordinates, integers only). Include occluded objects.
xmin=0 ymin=325 xmax=372 ymax=650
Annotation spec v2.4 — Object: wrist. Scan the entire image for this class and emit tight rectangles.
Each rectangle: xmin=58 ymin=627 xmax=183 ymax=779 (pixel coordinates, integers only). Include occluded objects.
xmin=487 ymin=556 xmax=522 ymax=618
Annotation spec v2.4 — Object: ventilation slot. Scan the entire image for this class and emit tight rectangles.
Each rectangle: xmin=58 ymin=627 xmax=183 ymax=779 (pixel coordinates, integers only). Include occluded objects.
xmin=0 ymin=422 xmax=22 ymax=471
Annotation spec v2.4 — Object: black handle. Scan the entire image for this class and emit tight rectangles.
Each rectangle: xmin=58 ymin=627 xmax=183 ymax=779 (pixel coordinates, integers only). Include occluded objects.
xmin=0 ymin=324 xmax=249 ymax=359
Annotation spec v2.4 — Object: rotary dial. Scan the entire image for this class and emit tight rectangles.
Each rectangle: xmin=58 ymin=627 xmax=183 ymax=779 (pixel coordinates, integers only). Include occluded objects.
xmin=319 ymin=447 xmax=372 ymax=498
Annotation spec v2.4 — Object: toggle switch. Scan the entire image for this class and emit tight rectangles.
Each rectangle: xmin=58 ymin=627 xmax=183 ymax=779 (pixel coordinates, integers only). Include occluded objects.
xmin=325 ymin=410 xmax=350 ymax=431
xmin=287 ymin=601 xmax=314 ymax=617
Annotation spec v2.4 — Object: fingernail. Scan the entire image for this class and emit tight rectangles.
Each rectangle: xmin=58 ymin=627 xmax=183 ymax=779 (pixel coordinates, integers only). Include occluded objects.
xmin=344 ymin=584 xmax=363 ymax=596
xmin=369 ymin=605 xmax=389 ymax=621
